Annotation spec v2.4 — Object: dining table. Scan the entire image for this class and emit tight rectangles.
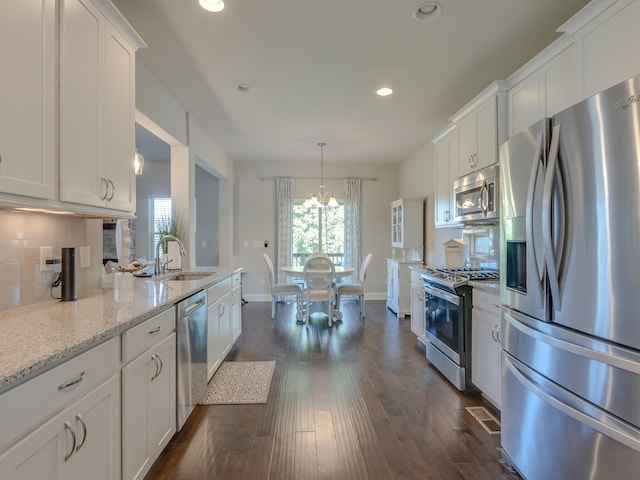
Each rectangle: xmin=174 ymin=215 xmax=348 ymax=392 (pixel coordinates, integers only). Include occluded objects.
xmin=280 ymin=265 xmax=355 ymax=321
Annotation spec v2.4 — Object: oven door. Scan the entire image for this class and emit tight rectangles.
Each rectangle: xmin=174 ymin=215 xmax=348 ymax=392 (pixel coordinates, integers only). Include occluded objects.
xmin=424 ymin=283 xmax=464 ymax=365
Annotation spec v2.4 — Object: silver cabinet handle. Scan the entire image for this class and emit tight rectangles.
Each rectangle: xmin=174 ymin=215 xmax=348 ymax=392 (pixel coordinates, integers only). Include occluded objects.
xmin=151 ymin=354 xmax=160 ymax=380
xmin=99 ymin=177 xmax=109 ymax=200
xmin=58 ymin=371 xmax=86 ymax=390
xmin=148 ymin=326 xmax=162 ymax=334
xmin=491 ymin=324 xmax=497 ymax=342
xmin=106 ymin=179 xmax=115 ymax=201
xmin=218 ymin=302 xmax=225 ymax=317
xmin=156 ymin=353 xmax=163 ymax=377
xmin=75 ymin=414 xmax=87 ymax=452
xmin=496 ymin=325 xmax=502 ymax=344
xmin=231 ymin=293 xmax=236 ymax=305
xmin=64 ymin=421 xmax=76 ymax=461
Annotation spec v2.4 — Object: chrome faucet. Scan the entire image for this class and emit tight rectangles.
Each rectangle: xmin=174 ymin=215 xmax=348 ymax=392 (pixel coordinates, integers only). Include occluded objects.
xmin=154 ymin=235 xmax=187 ymax=276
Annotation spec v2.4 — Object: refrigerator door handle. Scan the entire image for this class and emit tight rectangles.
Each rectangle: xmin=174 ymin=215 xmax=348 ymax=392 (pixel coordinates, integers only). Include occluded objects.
xmin=543 ymin=124 xmax=562 ymax=309
xmin=505 ymin=355 xmax=640 ymax=452
xmin=527 ymin=131 xmax=545 ymax=283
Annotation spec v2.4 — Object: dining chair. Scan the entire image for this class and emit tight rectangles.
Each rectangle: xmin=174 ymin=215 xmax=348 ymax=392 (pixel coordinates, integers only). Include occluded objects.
xmin=335 ymin=253 xmax=373 ymax=321
xmin=302 ymin=255 xmax=335 ymax=326
xmin=263 ymin=253 xmax=303 ymax=321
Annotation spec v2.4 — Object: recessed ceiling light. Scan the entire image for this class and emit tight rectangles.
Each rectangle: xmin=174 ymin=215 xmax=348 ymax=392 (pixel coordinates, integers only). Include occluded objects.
xmin=199 ymin=0 xmax=225 ymax=13
xmin=376 ymin=87 xmax=393 ymax=97
xmin=413 ymin=2 xmax=442 ymax=22
xmin=237 ymin=83 xmax=253 ymax=93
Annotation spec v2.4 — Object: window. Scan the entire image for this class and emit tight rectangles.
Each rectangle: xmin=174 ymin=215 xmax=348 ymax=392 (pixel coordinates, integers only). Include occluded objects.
xmin=293 ymin=202 xmax=345 ymax=265
xmin=150 ymin=197 xmax=172 ymax=260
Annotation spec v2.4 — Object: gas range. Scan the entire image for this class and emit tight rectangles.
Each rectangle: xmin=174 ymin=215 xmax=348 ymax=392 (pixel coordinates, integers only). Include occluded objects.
xmin=421 ymin=267 xmax=500 ymax=291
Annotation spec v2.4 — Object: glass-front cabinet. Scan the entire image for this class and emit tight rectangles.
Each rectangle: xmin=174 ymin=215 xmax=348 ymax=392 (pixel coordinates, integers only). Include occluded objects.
xmin=390 ymin=198 xmax=423 ymax=249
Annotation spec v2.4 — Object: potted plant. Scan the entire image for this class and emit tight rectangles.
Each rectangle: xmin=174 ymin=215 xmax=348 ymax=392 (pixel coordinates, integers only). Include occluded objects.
xmin=155 ymin=208 xmax=186 ymax=254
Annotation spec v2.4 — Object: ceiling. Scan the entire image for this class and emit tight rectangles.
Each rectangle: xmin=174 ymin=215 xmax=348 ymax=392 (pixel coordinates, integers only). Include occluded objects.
xmin=114 ymin=0 xmax=591 ymax=164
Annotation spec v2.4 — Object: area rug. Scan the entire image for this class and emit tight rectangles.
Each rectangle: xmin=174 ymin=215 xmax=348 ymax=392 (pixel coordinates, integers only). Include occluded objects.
xmin=200 ymin=360 xmax=276 ymax=405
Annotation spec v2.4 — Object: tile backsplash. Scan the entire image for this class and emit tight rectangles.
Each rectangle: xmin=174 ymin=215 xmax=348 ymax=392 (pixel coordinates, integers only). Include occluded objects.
xmin=0 ymin=211 xmax=103 ymax=311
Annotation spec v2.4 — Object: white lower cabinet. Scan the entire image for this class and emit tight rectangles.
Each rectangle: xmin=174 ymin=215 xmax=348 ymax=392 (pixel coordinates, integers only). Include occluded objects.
xmin=122 ymin=333 xmax=176 ymax=480
xmin=471 ymin=289 xmax=501 ymax=408
xmin=410 ymin=271 xmax=426 ymax=343
xmin=208 ymin=292 xmax=230 ymax=381
xmin=0 ymin=373 xmax=121 ymax=480
xmin=387 ymin=259 xmax=421 ymax=317
xmin=207 ymin=273 xmax=243 ymax=380
xmin=231 ymin=283 xmax=242 ymax=342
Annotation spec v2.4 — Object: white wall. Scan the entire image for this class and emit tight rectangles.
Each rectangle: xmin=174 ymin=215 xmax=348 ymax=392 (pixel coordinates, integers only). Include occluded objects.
xmin=195 ymin=164 xmax=219 ymax=266
xmin=398 ymin=143 xmax=463 ymax=266
xmin=134 ymin=159 xmax=171 ymax=260
xmin=235 ymin=160 xmax=400 ymax=300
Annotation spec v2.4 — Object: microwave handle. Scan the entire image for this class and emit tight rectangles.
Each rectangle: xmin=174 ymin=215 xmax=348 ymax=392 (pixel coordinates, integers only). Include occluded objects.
xmin=480 ymin=180 xmax=488 ymax=216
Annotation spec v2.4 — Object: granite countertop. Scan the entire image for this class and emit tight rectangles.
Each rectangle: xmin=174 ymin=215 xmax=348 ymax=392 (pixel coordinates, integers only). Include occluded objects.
xmin=0 ymin=266 xmax=242 ymax=394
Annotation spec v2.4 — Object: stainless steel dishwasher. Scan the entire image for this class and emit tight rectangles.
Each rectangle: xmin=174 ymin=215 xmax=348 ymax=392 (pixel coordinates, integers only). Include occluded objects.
xmin=176 ymin=290 xmax=208 ymax=430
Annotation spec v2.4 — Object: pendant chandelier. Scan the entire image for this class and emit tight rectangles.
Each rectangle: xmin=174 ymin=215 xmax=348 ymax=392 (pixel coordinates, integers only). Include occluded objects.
xmin=303 ymin=142 xmax=339 ymax=208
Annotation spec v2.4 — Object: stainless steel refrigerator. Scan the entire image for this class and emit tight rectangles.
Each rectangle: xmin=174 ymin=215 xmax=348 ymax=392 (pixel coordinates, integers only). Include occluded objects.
xmin=500 ymin=73 xmax=640 ymax=479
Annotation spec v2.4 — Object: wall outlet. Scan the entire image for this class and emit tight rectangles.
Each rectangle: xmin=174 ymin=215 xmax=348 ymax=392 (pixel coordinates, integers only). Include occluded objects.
xmin=40 ymin=246 xmax=53 ymax=272
xmin=253 ymin=240 xmax=261 ymax=248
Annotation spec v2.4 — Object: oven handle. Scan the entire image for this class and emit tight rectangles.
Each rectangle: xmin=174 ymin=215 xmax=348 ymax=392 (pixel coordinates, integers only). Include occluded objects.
xmin=424 ymin=284 xmax=460 ymax=305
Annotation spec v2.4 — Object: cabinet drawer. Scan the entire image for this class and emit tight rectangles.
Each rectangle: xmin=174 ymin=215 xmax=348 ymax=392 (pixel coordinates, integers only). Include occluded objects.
xmin=122 ymin=307 xmax=176 ymax=364
xmin=207 ymin=277 xmax=232 ymax=305
xmin=473 ymin=289 xmax=501 ymax=315
xmin=232 ymin=272 xmax=241 ymax=288
xmin=0 ymin=336 xmax=120 ymax=451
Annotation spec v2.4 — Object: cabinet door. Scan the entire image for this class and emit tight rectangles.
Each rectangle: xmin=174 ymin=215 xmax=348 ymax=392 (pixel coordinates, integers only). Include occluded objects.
xmin=434 ymin=131 xmax=457 ymax=227
xmin=410 ymin=283 xmax=425 ymax=340
xmin=103 ymin=23 xmax=135 ymax=212
xmin=60 ymin=0 xmax=105 ymax=207
xmin=474 ymin=96 xmax=498 ymax=171
xmin=69 ymin=374 xmax=120 ymax=480
xmin=122 ymin=335 xmax=175 ymax=480
xmin=508 ymin=73 xmax=541 ymax=137
xmin=207 ymin=296 xmax=230 ymax=381
xmin=471 ymin=307 xmax=501 ymax=407
xmin=0 ymin=374 xmax=120 ymax=480
xmin=148 ymin=334 xmax=176 ymax=462
xmin=456 ymin=114 xmax=476 ymax=177
xmin=0 ymin=0 xmax=56 ymax=199
xmin=230 ymin=285 xmax=242 ymax=342
xmin=0 ymin=407 xmax=69 ymax=480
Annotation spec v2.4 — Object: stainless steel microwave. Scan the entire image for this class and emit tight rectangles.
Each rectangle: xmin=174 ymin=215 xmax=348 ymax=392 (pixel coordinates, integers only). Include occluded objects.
xmin=453 ymin=165 xmax=499 ymax=224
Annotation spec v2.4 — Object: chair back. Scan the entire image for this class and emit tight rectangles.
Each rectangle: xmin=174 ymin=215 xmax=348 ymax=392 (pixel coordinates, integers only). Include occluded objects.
xmin=308 ymin=252 xmax=330 ymax=260
xmin=263 ymin=253 xmax=276 ymax=287
xmin=359 ymin=253 xmax=373 ymax=284
xmin=304 ymin=256 xmax=335 ymax=290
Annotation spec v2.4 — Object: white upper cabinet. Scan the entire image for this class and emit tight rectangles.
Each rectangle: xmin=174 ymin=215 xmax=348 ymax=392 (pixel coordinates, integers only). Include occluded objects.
xmin=432 ymin=125 xmax=461 ymax=228
xmin=572 ymin=0 xmax=640 ymax=98
xmin=508 ymin=44 xmax=577 ymax=136
xmin=0 ymin=0 xmax=56 ymax=200
xmin=390 ymin=198 xmax=423 ymax=249
xmin=451 ymin=82 xmax=508 ymax=178
xmin=60 ymin=0 xmax=141 ymax=213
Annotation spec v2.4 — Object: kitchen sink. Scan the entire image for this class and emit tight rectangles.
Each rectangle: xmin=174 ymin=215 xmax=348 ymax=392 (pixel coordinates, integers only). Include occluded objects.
xmin=169 ymin=272 xmax=215 ymax=281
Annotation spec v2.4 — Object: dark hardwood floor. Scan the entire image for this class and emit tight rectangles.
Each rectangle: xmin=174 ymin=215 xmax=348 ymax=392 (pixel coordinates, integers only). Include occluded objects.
xmin=146 ymin=300 xmax=519 ymax=479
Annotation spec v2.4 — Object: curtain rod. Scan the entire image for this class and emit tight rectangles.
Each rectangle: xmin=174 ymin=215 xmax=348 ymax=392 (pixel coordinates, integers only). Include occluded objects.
xmin=258 ymin=176 xmax=377 ymax=181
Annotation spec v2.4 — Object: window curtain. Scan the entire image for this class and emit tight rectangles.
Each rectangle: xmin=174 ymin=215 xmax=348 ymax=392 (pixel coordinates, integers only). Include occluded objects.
xmin=343 ymin=177 xmax=362 ymax=282
xmin=275 ymin=177 xmax=294 ymax=282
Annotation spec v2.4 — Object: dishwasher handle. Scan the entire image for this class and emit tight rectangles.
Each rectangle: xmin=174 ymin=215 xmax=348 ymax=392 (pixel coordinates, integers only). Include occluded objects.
xmin=184 ymin=299 xmax=205 ymax=316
